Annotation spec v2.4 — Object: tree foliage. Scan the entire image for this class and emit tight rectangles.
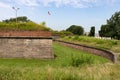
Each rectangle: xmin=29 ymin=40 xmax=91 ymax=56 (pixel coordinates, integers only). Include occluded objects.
xmin=66 ymin=25 xmax=84 ymax=35
xmin=40 ymin=21 xmax=46 ymax=26
xmin=2 ymin=16 xmax=30 ymax=23
xmin=99 ymin=11 xmax=120 ymax=39
xmin=89 ymin=26 xmax=95 ymax=37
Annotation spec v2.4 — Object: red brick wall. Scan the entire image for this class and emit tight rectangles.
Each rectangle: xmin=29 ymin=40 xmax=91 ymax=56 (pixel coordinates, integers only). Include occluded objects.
xmin=0 ymin=31 xmax=51 ymax=37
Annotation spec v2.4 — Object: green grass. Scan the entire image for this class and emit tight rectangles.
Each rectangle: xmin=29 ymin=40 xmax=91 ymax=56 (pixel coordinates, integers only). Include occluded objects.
xmin=60 ymin=36 xmax=120 ymax=53
xmin=0 ymin=22 xmax=50 ymax=31
xmin=0 ymin=43 xmax=109 ymax=67
xmin=0 ymin=43 xmax=119 ymax=80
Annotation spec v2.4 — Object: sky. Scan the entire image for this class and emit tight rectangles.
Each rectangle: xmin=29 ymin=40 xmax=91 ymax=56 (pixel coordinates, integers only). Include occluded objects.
xmin=0 ymin=0 xmax=120 ymax=33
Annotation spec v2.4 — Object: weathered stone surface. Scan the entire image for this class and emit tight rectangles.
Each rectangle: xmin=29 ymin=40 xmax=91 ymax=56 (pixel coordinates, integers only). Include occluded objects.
xmin=0 ymin=37 xmax=54 ymax=59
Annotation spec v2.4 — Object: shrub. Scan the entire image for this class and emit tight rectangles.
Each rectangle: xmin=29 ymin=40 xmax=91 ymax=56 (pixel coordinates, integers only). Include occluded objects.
xmin=71 ymin=54 xmax=94 ymax=67
xmin=68 ymin=36 xmax=72 ymax=39
xmin=73 ymin=35 xmax=79 ymax=40
xmin=112 ymin=41 xmax=118 ymax=45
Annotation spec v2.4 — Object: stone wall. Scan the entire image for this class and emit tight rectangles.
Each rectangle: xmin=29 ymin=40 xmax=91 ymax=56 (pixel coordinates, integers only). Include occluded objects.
xmin=55 ymin=40 xmax=116 ymax=63
xmin=0 ymin=31 xmax=54 ymax=59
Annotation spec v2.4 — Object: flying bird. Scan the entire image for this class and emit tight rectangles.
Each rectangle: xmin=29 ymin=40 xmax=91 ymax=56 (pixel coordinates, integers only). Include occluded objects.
xmin=48 ymin=11 xmax=51 ymax=15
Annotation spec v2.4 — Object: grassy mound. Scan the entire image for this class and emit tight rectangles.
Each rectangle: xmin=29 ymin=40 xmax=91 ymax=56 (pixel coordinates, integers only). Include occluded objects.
xmin=0 ymin=22 xmax=50 ymax=31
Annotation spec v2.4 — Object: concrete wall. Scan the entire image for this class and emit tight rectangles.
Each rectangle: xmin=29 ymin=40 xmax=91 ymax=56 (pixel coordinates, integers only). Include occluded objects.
xmin=0 ymin=31 xmax=54 ymax=59
xmin=55 ymin=40 xmax=116 ymax=63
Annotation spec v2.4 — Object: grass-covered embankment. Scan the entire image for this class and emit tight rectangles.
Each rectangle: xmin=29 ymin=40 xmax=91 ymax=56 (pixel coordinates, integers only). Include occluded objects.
xmin=0 ymin=22 xmax=50 ymax=31
xmin=0 ymin=43 xmax=118 ymax=80
xmin=60 ymin=36 xmax=120 ymax=53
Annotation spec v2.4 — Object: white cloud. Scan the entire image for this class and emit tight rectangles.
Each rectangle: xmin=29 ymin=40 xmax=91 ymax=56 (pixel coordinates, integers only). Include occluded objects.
xmin=10 ymin=0 xmax=97 ymax=8
xmin=106 ymin=0 xmax=118 ymax=5
xmin=39 ymin=0 xmax=97 ymax=8
xmin=1 ymin=0 xmax=119 ymax=8
xmin=92 ymin=0 xmax=120 ymax=7
xmin=0 ymin=2 xmax=10 ymax=8
xmin=14 ymin=0 xmax=39 ymax=7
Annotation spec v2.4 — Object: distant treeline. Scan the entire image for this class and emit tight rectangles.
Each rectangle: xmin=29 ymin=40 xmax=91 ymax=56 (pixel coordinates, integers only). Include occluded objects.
xmin=2 ymin=16 xmax=30 ymax=23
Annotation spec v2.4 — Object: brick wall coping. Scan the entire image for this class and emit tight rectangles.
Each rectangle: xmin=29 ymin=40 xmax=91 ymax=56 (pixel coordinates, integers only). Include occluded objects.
xmin=55 ymin=40 xmax=119 ymax=63
xmin=0 ymin=36 xmax=52 ymax=39
xmin=0 ymin=31 xmax=51 ymax=37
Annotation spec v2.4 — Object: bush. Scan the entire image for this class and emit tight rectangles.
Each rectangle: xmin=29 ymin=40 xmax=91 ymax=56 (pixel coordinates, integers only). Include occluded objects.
xmin=71 ymin=54 xmax=94 ymax=67
xmin=73 ymin=35 xmax=79 ymax=40
xmin=112 ymin=41 xmax=118 ymax=45
xmin=68 ymin=36 xmax=72 ymax=39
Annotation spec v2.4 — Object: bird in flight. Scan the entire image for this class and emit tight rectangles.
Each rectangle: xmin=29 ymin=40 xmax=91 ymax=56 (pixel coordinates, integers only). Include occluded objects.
xmin=48 ymin=11 xmax=51 ymax=15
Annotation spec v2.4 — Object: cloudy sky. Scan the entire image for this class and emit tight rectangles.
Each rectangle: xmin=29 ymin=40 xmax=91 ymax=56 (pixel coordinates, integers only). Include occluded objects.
xmin=0 ymin=0 xmax=120 ymax=33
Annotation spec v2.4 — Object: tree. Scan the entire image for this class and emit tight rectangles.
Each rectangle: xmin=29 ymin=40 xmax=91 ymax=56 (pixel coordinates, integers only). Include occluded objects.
xmin=99 ymin=25 xmax=110 ymax=37
xmin=2 ymin=16 xmax=30 ymax=23
xmin=40 ymin=21 xmax=46 ymax=26
xmin=66 ymin=25 xmax=84 ymax=35
xmin=107 ymin=11 xmax=120 ymax=39
xmin=99 ymin=11 xmax=120 ymax=39
xmin=89 ymin=26 xmax=95 ymax=37
xmin=17 ymin=16 xmax=30 ymax=22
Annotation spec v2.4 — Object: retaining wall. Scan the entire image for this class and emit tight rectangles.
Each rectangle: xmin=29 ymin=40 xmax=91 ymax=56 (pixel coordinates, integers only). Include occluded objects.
xmin=0 ymin=31 xmax=54 ymax=59
xmin=55 ymin=40 xmax=117 ymax=63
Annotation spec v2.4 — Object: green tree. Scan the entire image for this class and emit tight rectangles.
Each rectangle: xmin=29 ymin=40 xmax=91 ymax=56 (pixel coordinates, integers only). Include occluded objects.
xmin=66 ymin=25 xmax=84 ymax=35
xmin=17 ymin=16 xmax=30 ymax=22
xmin=99 ymin=25 xmax=109 ymax=37
xmin=99 ymin=11 xmax=120 ymax=39
xmin=89 ymin=26 xmax=95 ymax=37
xmin=2 ymin=16 xmax=30 ymax=23
xmin=107 ymin=11 xmax=120 ymax=39
xmin=40 ymin=21 xmax=46 ymax=26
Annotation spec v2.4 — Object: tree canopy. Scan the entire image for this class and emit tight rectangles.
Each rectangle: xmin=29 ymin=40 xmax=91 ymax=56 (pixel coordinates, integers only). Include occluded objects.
xmin=89 ymin=26 xmax=95 ymax=37
xmin=99 ymin=11 xmax=120 ymax=39
xmin=66 ymin=25 xmax=84 ymax=35
xmin=2 ymin=16 xmax=30 ymax=23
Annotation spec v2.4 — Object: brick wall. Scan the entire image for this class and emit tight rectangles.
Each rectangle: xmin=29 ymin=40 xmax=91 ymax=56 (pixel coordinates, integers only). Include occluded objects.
xmin=0 ymin=31 xmax=51 ymax=37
